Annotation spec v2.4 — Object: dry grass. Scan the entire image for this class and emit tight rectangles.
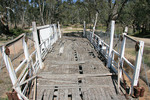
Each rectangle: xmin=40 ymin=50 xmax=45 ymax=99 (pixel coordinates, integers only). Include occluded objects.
xmin=113 ymin=43 xmax=150 ymax=99
xmin=121 ymin=47 xmax=150 ymax=99
xmin=0 ymin=79 xmax=4 ymax=84
xmin=0 ymin=39 xmax=35 ymax=98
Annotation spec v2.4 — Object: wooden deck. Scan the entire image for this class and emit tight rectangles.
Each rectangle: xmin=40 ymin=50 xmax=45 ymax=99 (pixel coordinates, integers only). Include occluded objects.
xmin=31 ymin=34 xmax=126 ymax=100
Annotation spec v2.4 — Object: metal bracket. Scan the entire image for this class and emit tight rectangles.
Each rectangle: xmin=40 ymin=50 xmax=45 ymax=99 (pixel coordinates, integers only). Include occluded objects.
xmin=135 ymin=42 xmax=139 ymax=52
xmin=5 ymin=46 xmax=10 ymax=56
xmin=25 ymin=35 xmax=28 ymax=43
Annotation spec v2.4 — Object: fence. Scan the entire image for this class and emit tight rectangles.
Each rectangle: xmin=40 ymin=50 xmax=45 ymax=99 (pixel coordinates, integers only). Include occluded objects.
xmin=0 ymin=22 xmax=61 ymax=100
xmin=83 ymin=20 xmax=144 ymax=95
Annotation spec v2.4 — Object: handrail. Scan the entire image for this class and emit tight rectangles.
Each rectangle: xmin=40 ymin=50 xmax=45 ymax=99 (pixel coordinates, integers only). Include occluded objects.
xmin=124 ymin=34 xmax=137 ymax=43
xmin=0 ymin=33 xmax=25 ymax=47
xmin=15 ymin=59 xmax=27 ymax=73
xmin=0 ymin=22 xmax=61 ymax=100
xmin=122 ymin=57 xmax=135 ymax=70
xmin=84 ymin=20 xmax=144 ymax=95
xmin=30 ymin=24 xmax=57 ymax=31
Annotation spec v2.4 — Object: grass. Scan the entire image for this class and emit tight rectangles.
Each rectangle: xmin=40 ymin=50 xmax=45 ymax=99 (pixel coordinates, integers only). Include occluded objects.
xmin=0 ymin=79 xmax=4 ymax=84
xmin=124 ymin=47 xmax=150 ymax=68
xmin=143 ymin=47 xmax=150 ymax=67
xmin=0 ymin=97 xmax=8 ymax=100
xmin=132 ymin=30 xmax=150 ymax=38
xmin=63 ymin=27 xmax=83 ymax=32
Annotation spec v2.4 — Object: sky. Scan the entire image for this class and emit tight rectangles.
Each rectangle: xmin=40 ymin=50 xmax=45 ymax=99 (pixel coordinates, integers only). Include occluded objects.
xmin=62 ymin=0 xmax=79 ymax=2
xmin=29 ymin=0 xmax=80 ymax=3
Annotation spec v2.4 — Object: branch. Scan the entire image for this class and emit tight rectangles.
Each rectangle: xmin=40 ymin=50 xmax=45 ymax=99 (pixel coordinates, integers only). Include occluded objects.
xmin=117 ymin=0 xmax=129 ymax=17
xmin=112 ymin=0 xmax=129 ymax=20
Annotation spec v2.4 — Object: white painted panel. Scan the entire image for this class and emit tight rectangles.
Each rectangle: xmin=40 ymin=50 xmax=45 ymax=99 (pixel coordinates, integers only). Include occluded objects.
xmin=39 ymin=27 xmax=51 ymax=42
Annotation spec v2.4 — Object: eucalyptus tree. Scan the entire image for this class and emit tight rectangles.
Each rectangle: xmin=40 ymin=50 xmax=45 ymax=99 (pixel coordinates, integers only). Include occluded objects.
xmin=133 ymin=0 xmax=150 ymax=34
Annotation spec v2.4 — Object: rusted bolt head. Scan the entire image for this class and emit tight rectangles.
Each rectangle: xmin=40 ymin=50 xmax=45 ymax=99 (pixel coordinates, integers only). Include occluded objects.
xmin=5 ymin=46 xmax=10 ymax=56
xmin=140 ymin=87 xmax=145 ymax=97
xmin=135 ymin=42 xmax=139 ymax=51
xmin=120 ymin=35 xmax=123 ymax=41
xmin=25 ymin=36 xmax=28 ymax=43
xmin=134 ymin=86 xmax=140 ymax=98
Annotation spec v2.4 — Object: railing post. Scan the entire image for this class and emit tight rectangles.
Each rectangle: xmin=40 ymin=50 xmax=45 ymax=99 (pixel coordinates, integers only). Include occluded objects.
xmin=32 ymin=22 xmax=44 ymax=69
xmin=92 ymin=13 xmax=98 ymax=43
xmin=0 ymin=46 xmax=22 ymax=99
xmin=107 ymin=20 xmax=115 ymax=68
xmin=22 ymin=35 xmax=29 ymax=61
xmin=54 ymin=24 xmax=58 ymax=43
xmin=58 ymin=22 xmax=61 ymax=38
xmin=131 ymin=41 xmax=144 ymax=94
xmin=83 ymin=21 xmax=86 ymax=37
xmin=119 ymin=27 xmax=128 ymax=77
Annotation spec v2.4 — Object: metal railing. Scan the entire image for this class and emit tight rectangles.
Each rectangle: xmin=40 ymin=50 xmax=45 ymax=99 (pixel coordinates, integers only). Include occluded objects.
xmin=0 ymin=22 xmax=61 ymax=100
xmin=83 ymin=20 xmax=144 ymax=95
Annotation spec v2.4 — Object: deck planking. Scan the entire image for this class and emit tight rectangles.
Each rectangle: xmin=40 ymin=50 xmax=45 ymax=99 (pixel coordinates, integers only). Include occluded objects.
xmin=30 ymin=36 xmax=126 ymax=100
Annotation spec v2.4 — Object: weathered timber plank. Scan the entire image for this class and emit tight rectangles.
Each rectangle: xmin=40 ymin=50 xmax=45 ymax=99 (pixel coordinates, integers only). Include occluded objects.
xmin=64 ymin=89 xmax=68 ymax=100
xmin=43 ymin=89 xmax=48 ymax=100
xmin=37 ymin=89 xmax=45 ymax=100
xmin=48 ymin=89 xmax=54 ymax=100
xmin=90 ymin=88 xmax=97 ymax=100
xmin=99 ymin=88 xmax=107 ymax=100
xmin=93 ymin=88 xmax=99 ymax=100
xmin=82 ymin=88 xmax=89 ymax=100
xmin=34 ymin=36 xmax=126 ymax=100
xmin=38 ymin=73 xmax=115 ymax=79
xmin=37 ymin=85 xmax=114 ymax=89
xmin=71 ymin=88 xmax=81 ymax=100
xmin=58 ymin=89 xmax=65 ymax=100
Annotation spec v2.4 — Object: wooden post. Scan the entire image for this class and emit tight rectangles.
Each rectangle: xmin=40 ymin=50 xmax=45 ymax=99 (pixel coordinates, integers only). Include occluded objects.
xmin=54 ymin=24 xmax=58 ymax=43
xmin=118 ymin=27 xmax=128 ymax=93
xmin=131 ymin=41 xmax=144 ymax=94
xmin=32 ymin=22 xmax=44 ymax=69
xmin=92 ymin=13 xmax=98 ymax=42
xmin=83 ymin=21 xmax=86 ymax=37
xmin=22 ymin=36 xmax=29 ymax=61
xmin=58 ymin=22 xmax=61 ymax=38
xmin=107 ymin=20 xmax=115 ymax=68
xmin=119 ymin=28 xmax=128 ymax=78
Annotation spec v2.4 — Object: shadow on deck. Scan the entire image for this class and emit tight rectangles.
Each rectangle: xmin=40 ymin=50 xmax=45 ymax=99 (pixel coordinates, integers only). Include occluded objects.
xmin=63 ymin=32 xmax=83 ymax=38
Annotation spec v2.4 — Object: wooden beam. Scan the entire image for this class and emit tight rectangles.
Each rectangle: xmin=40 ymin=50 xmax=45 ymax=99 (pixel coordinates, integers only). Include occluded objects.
xmin=38 ymin=73 xmax=116 ymax=79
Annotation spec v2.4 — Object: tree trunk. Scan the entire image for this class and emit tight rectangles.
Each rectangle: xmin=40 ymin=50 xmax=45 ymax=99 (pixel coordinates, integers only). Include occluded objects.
xmin=21 ymin=12 xmax=25 ymax=29
xmin=132 ymin=24 xmax=136 ymax=33
xmin=106 ymin=15 xmax=112 ymax=33
xmin=141 ymin=24 xmax=146 ymax=34
xmin=38 ymin=0 xmax=45 ymax=25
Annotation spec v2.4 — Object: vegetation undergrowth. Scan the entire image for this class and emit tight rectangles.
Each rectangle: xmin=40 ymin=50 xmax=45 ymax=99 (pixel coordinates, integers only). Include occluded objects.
xmin=132 ymin=31 xmax=150 ymax=38
xmin=0 ymin=27 xmax=31 ymax=41
xmin=10 ymin=27 xmax=30 ymax=37
xmin=143 ymin=47 xmax=150 ymax=67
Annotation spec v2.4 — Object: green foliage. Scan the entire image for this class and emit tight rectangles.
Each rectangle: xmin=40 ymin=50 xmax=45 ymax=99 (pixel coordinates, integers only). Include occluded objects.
xmin=0 ymin=0 xmax=149 ymax=37
xmin=132 ymin=30 xmax=150 ymax=38
xmin=0 ymin=97 xmax=8 ymax=100
xmin=9 ymin=28 xmax=27 ymax=37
